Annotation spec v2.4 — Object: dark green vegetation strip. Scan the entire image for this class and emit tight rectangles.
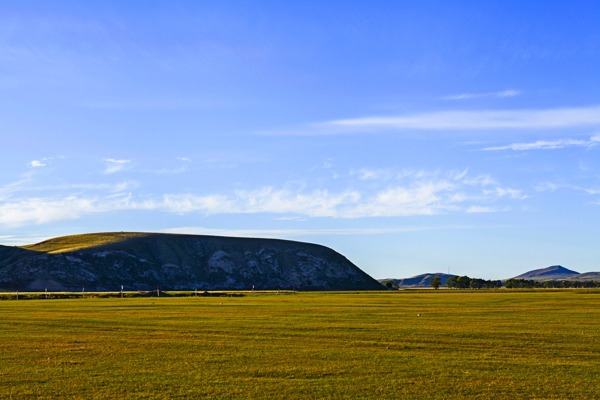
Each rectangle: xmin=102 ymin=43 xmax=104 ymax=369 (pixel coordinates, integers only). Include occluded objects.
xmin=1 ymin=291 xmax=599 ymax=399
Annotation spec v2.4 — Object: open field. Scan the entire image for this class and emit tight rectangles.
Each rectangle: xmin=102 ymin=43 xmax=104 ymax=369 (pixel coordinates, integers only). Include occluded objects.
xmin=1 ymin=291 xmax=599 ymax=399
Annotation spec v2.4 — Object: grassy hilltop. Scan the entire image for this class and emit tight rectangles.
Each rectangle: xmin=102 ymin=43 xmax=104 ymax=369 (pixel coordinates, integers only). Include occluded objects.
xmin=20 ymin=232 xmax=153 ymax=254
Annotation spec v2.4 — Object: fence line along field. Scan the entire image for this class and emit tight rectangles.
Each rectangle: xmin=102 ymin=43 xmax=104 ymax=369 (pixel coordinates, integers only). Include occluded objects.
xmin=1 ymin=290 xmax=599 ymax=399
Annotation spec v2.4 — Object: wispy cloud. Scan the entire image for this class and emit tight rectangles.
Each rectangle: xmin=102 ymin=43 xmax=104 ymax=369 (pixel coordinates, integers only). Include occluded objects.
xmin=0 ymin=170 xmax=525 ymax=226
xmin=29 ymin=156 xmax=64 ymax=168
xmin=160 ymin=225 xmax=478 ymax=239
xmin=1 ymin=224 xmax=482 ymax=246
xmin=466 ymin=205 xmax=503 ymax=213
xmin=16 ymin=181 xmax=137 ymax=194
xmin=535 ymin=181 xmax=600 ymax=201
xmin=30 ymin=160 xmax=47 ymax=168
xmin=314 ymin=105 xmax=600 ymax=133
xmin=444 ymin=89 xmax=521 ymax=101
xmin=103 ymin=158 xmax=131 ymax=174
xmin=153 ymin=157 xmax=193 ymax=174
xmin=0 ymin=174 xmax=37 ymax=201
xmin=354 ymin=168 xmax=470 ymax=183
xmin=483 ymin=134 xmax=600 ymax=151
xmin=534 ymin=182 xmax=563 ymax=192
xmin=355 ymin=168 xmax=397 ymax=181
xmin=162 ymin=174 xmax=524 ymax=218
xmin=0 ymin=234 xmax=56 ymax=246
xmin=0 ymin=196 xmax=98 ymax=225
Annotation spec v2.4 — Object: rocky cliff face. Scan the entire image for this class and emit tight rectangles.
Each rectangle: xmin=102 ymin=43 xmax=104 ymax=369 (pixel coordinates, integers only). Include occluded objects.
xmin=0 ymin=233 xmax=384 ymax=291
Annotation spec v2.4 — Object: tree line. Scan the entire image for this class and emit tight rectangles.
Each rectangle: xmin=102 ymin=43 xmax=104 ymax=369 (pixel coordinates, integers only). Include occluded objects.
xmin=444 ymin=275 xmax=503 ymax=289
xmin=383 ymin=275 xmax=600 ymax=290
xmin=504 ymin=278 xmax=600 ymax=289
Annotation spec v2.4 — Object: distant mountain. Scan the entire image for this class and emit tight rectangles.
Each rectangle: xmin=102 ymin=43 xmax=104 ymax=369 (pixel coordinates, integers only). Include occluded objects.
xmin=512 ymin=265 xmax=580 ymax=281
xmin=574 ymin=272 xmax=600 ymax=281
xmin=511 ymin=265 xmax=600 ymax=282
xmin=0 ymin=232 xmax=384 ymax=291
xmin=379 ymin=273 xmax=456 ymax=289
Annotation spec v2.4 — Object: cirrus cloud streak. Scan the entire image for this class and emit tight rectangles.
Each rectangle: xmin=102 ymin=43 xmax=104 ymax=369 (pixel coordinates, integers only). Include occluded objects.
xmin=316 ymin=105 xmax=600 ymax=133
xmin=483 ymin=134 xmax=600 ymax=151
xmin=444 ymin=89 xmax=521 ymax=101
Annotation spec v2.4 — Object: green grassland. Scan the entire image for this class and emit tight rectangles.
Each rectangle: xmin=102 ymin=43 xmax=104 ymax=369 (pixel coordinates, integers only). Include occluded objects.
xmin=1 ymin=291 xmax=599 ymax=399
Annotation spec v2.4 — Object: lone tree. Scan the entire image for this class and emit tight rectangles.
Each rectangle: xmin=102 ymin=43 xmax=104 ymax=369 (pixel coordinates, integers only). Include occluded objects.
xmin=430 ymin=275 xmax=441 ymax=290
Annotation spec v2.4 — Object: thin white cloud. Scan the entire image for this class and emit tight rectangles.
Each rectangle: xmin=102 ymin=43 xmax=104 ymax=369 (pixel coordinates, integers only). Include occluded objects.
xmin=444 ymin=89 xmax=521 ymax=101
xmin=103 ymin=158 xmax=131 ymax=174
xmin=0 ymin=196 xmax=97 ymax=225
xmin=535 ymin=182 xmax=600 ymax=199
xmin=2 ymin=180 xmax=137 ymax=196
xmin=315 ymin=105 xmax=600 ymax=133
xmin=466 ymin=205 xmax=502 ymax=213
xmin=355 ymin=168 xmax=397 ymax=181
xmin=581 ymin=188 xmax=600 ymax=195
xmin=354 ymin=168 xmax=470 ymax=183
xmin=0 ymin=174 xmax=36 ymax=201
xmin=486 ymin=187 xmax=528 ymax=200
xmin=161 ymin=189 xmax=364 ymax=217
xmin=150 ymin=166 xmax=189 ymax=175
xmin=160 ymin=225 xmax=478 ymax=238
xmin=321 ymin=159 xmax=334 ymax=170
xmin=29 ymin=156 xmax=63 ymax=168
xmin=30 ymin=160 xmax=47 ymax=168
xmin=0 ymin=224 xmax=485 ymax=246
xmin=0 ymin=171 xmax=526 ymax=226
xmin=277 ymin=216 xmax=308 ymax=222
xmin=111 ymin=181 xmax=139 ymax=192
xmin=483 ymin=135 xmax=599 ymax=151
xmin=534 ymin=182 xmax=563 ymax=192
xmin=0 ymin=234 xmax=55 ymax=246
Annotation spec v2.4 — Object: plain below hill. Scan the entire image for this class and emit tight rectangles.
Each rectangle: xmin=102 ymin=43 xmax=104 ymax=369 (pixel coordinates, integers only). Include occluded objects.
xmin=0 ymin=232 xmax=384 ymax=292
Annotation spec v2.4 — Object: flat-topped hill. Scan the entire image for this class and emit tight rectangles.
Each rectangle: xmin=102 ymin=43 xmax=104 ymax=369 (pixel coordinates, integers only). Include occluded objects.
xmin=0 ymin=232 xmax=384 ymax=291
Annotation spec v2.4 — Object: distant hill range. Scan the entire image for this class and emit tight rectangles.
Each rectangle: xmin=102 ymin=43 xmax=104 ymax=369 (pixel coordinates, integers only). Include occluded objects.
xmin=0 ymin=232 xmax=384 ymax=291
xmin=511 ymin=265 xmax=600 ymax=282
xmin=381 ymin=265 xmax=600 ymax=288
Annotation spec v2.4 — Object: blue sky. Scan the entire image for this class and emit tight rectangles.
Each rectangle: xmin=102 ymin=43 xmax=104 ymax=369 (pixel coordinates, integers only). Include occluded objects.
xmin=1 ymin=1 xmax=599 ymax=279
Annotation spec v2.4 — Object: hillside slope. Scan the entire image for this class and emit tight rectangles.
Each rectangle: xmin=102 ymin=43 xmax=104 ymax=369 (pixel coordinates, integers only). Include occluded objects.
xmin=0 ymin=232 xmax=384 ymax=291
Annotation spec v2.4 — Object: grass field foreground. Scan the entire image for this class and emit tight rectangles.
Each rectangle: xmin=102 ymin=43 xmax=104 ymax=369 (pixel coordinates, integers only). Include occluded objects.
xmin=1 ymin=290 xmax=599 ymax=399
